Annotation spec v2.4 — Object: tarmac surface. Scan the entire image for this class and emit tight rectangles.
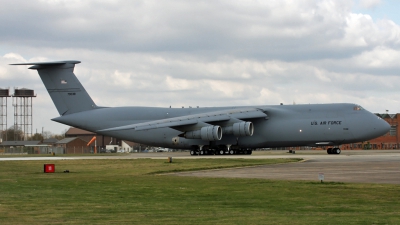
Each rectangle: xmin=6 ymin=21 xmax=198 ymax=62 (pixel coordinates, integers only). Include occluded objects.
xmin=173 ymin=151 xmax=400 ymax=184
xmin=1 ymin=150 xmax=400 ymax=184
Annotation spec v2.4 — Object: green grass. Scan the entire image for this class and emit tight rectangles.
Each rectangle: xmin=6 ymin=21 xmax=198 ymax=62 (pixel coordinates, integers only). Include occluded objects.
xmin=0 ymin=153 xmax=130 ymax=157
xmin=0 ymin=158 xmax=399 ymax=224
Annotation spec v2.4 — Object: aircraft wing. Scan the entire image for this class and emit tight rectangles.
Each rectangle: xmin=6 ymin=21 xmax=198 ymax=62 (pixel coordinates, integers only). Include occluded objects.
xmin=98 ymin=107 xmax=267 ymax=132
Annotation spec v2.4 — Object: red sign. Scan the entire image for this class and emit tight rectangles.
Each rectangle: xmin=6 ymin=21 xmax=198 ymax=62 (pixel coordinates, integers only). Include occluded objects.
xmin=44 ymin=164 xmax=55 ymax=173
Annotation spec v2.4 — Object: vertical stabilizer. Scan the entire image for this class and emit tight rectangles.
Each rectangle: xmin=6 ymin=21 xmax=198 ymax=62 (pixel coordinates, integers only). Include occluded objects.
xmin=11 ymin=61 xmax=96 ymax=115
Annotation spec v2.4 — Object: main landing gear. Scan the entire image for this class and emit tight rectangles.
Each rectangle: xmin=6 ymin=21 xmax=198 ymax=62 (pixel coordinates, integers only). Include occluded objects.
xmin=327 ymin=147 xmax=341 ymax=154
xmin=190 ymin=145 xmax=253 ymax=156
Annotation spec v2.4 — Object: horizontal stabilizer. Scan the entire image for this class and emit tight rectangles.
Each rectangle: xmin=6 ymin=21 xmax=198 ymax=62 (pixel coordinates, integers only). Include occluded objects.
xmin=10 ymin=61 xmax=81 ymax=70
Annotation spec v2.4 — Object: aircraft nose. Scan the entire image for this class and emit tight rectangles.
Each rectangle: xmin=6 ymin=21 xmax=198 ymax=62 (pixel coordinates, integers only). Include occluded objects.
xmin=365 ymin=114 xmax=390 ymax=139
xmin=349 ymin=112 xmax=391 ymax=141
xmin=375 ymin=117 xmax=391 ymax=137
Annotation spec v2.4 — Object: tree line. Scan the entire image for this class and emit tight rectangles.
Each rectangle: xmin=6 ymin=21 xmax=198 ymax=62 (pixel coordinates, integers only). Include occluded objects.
xmin=1 ymin=126 xmax=66 ymax=142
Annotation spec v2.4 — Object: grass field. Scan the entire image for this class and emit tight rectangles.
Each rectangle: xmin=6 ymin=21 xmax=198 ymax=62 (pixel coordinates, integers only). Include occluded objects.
xmin=0 ymin=158 xmax=399 ymax=224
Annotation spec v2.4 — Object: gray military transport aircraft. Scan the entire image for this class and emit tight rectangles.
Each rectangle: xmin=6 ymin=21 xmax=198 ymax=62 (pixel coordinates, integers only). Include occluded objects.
xmin=12 ymin=61 xmax=390 ymax=155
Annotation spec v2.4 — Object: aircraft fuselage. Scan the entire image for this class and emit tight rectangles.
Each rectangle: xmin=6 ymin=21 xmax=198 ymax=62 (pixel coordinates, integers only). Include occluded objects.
xmin=53 ymin=103 xmax=388 ymax=149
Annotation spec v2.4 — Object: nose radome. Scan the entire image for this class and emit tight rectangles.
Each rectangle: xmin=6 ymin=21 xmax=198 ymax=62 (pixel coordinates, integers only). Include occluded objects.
xmin=380 ymin=119 xmax=390 ymax=135
xmin=348 ymin=111 xmax=391 ymax=142
xmin=376 ymin=118 xmax=390 ymax=136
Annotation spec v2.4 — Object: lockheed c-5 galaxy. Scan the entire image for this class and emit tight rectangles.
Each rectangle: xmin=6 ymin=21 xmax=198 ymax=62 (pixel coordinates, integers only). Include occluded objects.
xmin=12 ymin=61 xmax=390 ymax=155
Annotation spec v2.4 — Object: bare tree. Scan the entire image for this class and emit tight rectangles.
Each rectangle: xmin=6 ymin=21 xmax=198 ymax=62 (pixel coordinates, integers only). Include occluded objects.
xmin=2 ymin=126 xmax=24 ymax=141
xmin=29 ymin=133 xmax=44 ymax=141
xmin=42 ymin=131 xmax=53 ymax=139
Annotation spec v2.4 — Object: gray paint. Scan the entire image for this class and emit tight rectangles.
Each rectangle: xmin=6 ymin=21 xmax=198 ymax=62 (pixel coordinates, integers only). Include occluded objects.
xmin=11 ymin=61 xmax=390 ymax=151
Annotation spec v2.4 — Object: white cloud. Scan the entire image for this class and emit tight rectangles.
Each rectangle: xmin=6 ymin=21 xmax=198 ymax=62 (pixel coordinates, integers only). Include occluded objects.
xmin=3 ymin=53 xmax=26 ymax=62
xmin=359 ymin=0 xmax=383 ymax=9
xmin=331 ymin=12 xmax=400 ymax=48
xmin=353 ymin=46 xmax=400 ymax=68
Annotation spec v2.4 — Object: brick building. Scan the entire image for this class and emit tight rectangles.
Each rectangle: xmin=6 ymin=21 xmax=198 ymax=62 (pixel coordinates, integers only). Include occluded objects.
xmin=55 ymin=137 xmax=89 ymax=154
xmin=65 ymin=127 xmax=120 ymax=148
xmin=64 ymin=127 xmax=141 ymax=152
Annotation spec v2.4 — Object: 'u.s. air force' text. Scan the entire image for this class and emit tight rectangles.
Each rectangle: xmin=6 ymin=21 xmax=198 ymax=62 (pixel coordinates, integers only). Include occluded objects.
xmin=311 ymin=121 xmax=342 ymax=125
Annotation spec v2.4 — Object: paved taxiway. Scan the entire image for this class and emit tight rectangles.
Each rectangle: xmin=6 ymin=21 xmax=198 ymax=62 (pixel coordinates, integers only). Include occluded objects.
xmin=173 ymin=151 xmax=400 ymax=184
xmin=1 ymin=150 xmax=399 ymax=184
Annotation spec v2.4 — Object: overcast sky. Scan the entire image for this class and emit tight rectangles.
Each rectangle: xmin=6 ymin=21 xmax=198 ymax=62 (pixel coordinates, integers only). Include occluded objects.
xmin=1 ymin=0 xmax=400 ymax=135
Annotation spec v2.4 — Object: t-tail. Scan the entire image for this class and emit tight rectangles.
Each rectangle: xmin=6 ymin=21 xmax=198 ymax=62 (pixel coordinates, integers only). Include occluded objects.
xmin=11 ymin=61 xmax=96 ymax=115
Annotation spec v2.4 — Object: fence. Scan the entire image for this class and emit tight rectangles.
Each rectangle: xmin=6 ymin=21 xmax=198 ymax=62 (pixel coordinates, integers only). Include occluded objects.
xmin=63 ymin=147 xmax=94 ymax=154
xmin=0 ymin=146 xmax=96 ymax=154
xmin=0 ymin=146 xmax=34 ymax=154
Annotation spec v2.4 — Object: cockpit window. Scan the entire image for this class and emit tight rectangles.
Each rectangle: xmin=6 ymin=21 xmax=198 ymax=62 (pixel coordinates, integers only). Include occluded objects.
xmin=353 ymin=105 xmax=364 ymax=111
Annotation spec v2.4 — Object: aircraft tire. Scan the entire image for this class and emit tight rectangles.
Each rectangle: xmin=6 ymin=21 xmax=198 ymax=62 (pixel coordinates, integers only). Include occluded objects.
xmin=190 ymin=150 xmax=196 ymax=156
xmin=219 ymin=149 xmax=225 ymax=155
xmin=327 ymin=148 xmax=332 ymax=154
xmin=229 ymin=150 xmax=235 ymax=155
xmin=333 ymin=148 xmax=341 ymax=154
xmin=200 ymin=150 xmax=204 ymax=155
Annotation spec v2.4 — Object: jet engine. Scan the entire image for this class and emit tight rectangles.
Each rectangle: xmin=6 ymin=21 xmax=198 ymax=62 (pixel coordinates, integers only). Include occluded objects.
xmin=223 ymin=122 xmax=254 ymax=137
xmin=184 ymin=125 xmax=222 ymax=141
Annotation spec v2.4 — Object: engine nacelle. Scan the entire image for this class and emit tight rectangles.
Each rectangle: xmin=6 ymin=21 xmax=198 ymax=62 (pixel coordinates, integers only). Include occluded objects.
xmin=223 ymin=122 xmax=254 ymax=137
xmin=184 ymin=125 xmax=222 ymax=141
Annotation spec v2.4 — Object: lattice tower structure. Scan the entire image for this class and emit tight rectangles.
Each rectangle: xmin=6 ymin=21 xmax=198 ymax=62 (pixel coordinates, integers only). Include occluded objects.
xmin=0 ymin=88 xmax=10 ymax=142
xmin=12 ymin=88 xmax=36 ymax=141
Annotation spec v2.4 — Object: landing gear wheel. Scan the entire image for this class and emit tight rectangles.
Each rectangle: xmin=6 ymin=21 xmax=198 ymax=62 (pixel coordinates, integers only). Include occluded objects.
xmin=200 ymin=150 xmax=204 ymax=155
xmin=333 ymin=148 xmax=341 ymax=154
xmin=229 ymin=150 xmax=235 ymax=155
xmin=327 ymin=148 xmax=332 ymax=154
xmin=190 ymin=150 xmax=196 ymax=156
xmin=219 ymin=149 xmax=225 ymax=155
